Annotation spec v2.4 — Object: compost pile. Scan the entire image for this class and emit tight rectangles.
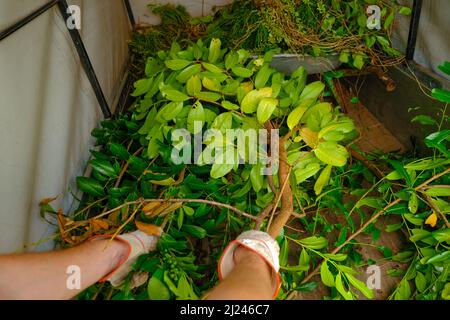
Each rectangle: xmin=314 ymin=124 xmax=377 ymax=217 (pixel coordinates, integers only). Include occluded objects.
xmin=40 ymin=3 xmax=450 ymax=301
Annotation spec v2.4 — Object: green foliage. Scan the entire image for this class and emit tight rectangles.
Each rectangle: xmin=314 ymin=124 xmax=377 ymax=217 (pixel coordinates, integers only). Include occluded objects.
xmin=130 ymin=0 xmax=410 ymax=73
xmin=47 ymin=42 xmax=449 ymax=302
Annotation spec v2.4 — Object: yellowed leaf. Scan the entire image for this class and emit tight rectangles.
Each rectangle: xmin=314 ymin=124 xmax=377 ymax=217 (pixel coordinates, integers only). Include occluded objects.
xmin=159 ymin=202 xmax=183 ymax=217
xmin=150 ymin=178 xmax=176 ymax=186
xmin=130 ymin=272 xmax=149 ymax=289
xmin=300 ymin=128 xmax=319 ymax=148
xmin=143 ymin=202 xmax=163 ymax=214
xmin=135 ymin=220 xmax=163 ymax=236
xmin=425 ymin=212 xmax=438 ymax=227
xmin=91 ymin=219 xmax=110 ymax=232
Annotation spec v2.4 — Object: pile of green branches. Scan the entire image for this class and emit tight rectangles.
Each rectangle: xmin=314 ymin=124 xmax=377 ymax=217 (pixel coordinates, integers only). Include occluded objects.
xmin=41 ymin=30 xmax=450 ymax=299
xmin=130 ymin=0 xmax=410 ymax=71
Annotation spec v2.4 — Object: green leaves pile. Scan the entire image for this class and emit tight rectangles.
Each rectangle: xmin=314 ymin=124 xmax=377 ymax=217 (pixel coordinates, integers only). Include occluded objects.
xmin=131 ymin=0 xmax=411 ymax=72
xmin=44 ymin=32 xmax=449 ymax=300
xmin=131 ymin=38 xmax=355 ymax=186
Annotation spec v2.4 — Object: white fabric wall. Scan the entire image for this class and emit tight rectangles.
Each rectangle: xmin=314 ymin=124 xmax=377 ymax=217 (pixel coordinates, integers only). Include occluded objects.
xmin=0 ymin=0 xmax=131 ymax=254
xmin=392 ymin=0 xmax=450 ymax=80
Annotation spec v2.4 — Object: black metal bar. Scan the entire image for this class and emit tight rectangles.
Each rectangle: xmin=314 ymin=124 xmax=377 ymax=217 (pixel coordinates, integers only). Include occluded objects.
xmin=57 ymin=0 xmax=112 ymax=118
xmin=123 ymin=0 xmax=136 ymax=29
xmin=406 ymin=0 xmax=423 ymax=60
xmin=0 ymin=0 xmax=59 ymax=42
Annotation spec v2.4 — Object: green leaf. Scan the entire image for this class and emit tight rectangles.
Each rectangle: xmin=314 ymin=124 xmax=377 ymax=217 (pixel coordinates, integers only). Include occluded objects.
xmin=202 ymin=62 xmax=224 ymax=74
xmin=314 ymin=165 xmax=332 ymax=195
xmin=148 ymin=272 xmax=171 ymax=300
xmin=157 ymin=102 xmax=184 ymax=122
xmin=353 ymin=54 xmax=365 ymax=70
xmin=335 ymin=273 xmax=353 ymax=300
xmin=339 ymin=51 xmax=350 ymax=63
xmin=426 ymin=251 xmax=450 ymax=264
xmin=384 ymin=10 xmax=395 ymax=30
xmin=408 ymin=193 xmax=418 ymax=214
xmin=250 ymin=164 xmax=264 ymax=193
xmin=299 ymin=81 xmax=325 ymax=102
xmin=411 ymin=115 xmax=437 ymax=126
xmin=432 ymin=229 xmax=450 ymax=243
xmin=212 ymin=112 xmax=233 ymax=131
xmin=432 ymin=88 xmax=450 ymax=103
xmin=196 ymin=91 xmax=222 ymax=102
xmin=299 ymin=248 xmax=310 ymax=268
xmin=221 ymin=101 xmax=240 ymax=111
xmin=176 ymin=64 xmax=202 ymax=83
xmin=386 ymin=170 xmax=402 ymax=180
xmin=208 ymin=38 xmax=221 ymax=64
xmin=424 ymin=187 xmax=450 ymax=197
xmin=241 ymin=88 xmax=273 ymax=114
xmin=187 ymin=75 xmax=202 ymax=96
xmin=323 ymin=253 xmax=347 ymax=262
xmin=410 ymin=229 xmax=431 ymax=243
xmin=336 ymin=226 xmax=348 ymax=246
xmin=182 ymin=225 xmax=207 ymax=239
xmin=404 ymin=157 xmax=450 ymax=171
xmin=295 ymin=163 xmax=321 ymax=184
xmin=415 ymin=272 xmax=427 ymax=293
xmin=346 ymin=274 xmax=374 ymax=299
xmin=287 ymin=104 xmax=309 ymax=130
xmin=318 ymin=121 xmax=355 ymax=141
xmin=357 ymin=197 xmax=384 ymax=210
xmin=202 ymin=77 xmax=221 ymax=92
xmin=177 ymin=209 xmax=184 ymax=229
xmin=442 ymin=283 xmax=450 ymax=300
xmin=395 ymin=280 xmax=411 ymax=300
xmin=398 ymin=6 xmax=412 ymax=16
xmin=165 ymin=59 xmax=192 ymax=71
xmin=376 ymin=36 xmax=390 ymax=48
xmin=255 ymin=64 xmax=274 ymax=89
xmin=404 ymin=214 xmax=423 ymax=226
xmin=257 ymin=97 xmax=278 ymax=124
xmin=109 ymin=143 xmax=131 ymax=161
xmin=314 ymin=142 xmax=349 ymax=167
xmin=211 ymin=163 xmax=234 ymax=179
xmin=132 ymin=78 xmax=153 ymax=97
xmin=225 ymin=51 xmax=239 ymax=70
xmin=438 ymin=61 xmax=450 ymax=76
xmin=89 ymin=160 xmax=118 ymax=178
xmin=320 ymin=262 xmax=335 ymax=287
xmin=183 ymin=206 xmax=195 ymax=217
xmin=299 ymin=236 xmax=328 ymax=250
xmin=231 ymin=66 xmax=254 ymax=78
xmin=280 ymin=239 xmax=289 ymax=267
xmin=162 ymin=89 xmax=190 ymax=102
xmin=425 ymin=130 xmax=450 ymax=155
xmin=187 ymin=101 xmax=205 ymax=134
xmin=295 ymin=282 xmax=318 ymax=292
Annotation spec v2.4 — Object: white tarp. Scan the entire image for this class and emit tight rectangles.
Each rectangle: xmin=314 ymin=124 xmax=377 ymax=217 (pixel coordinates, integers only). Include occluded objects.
xmin=0 ymin=0 xmax=130 ymax=253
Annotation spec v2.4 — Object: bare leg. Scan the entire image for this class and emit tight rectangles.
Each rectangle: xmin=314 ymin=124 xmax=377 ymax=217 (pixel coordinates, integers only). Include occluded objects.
xmin=206 ymin=246 xmax=276 ymax=300
xmin=0 ymin=240 xmax=128 ymax=300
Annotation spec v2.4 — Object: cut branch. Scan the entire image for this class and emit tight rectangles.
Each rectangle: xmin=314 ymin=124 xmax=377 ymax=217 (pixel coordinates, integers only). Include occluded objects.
xmin=267 ymin=135 xmax=294 ymax=238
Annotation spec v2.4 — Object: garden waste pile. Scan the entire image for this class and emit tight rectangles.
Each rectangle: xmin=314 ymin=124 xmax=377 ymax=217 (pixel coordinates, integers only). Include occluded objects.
xmin=40 ymin=1 xmax=450 ymax=300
